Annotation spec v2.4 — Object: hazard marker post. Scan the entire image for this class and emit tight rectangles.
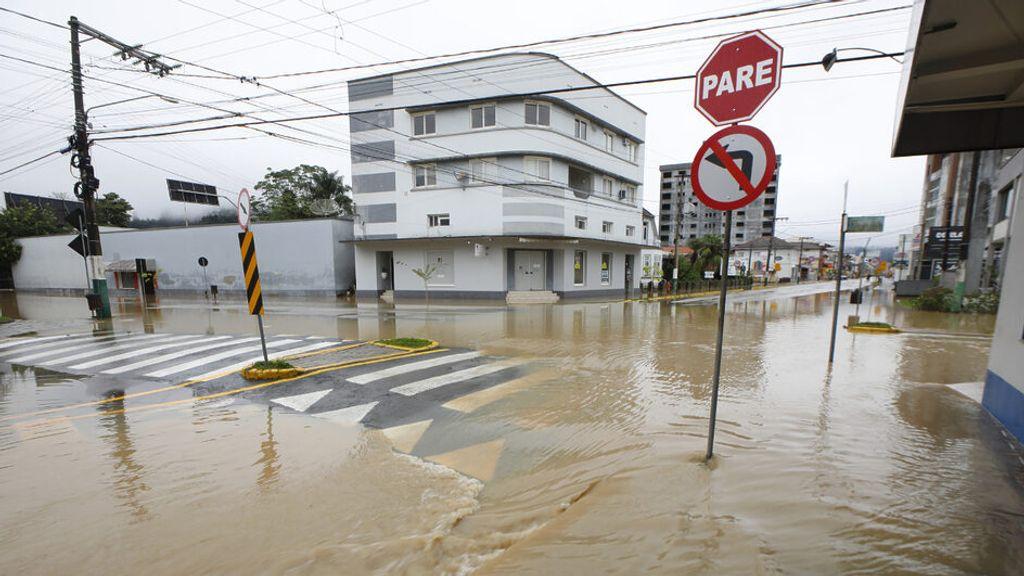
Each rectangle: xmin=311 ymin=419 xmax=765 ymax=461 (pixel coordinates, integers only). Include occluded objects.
xmin=692 ymin=29 xmax=782 ymax=461
xmin=238 ymin=229 xmax=269 ymax=362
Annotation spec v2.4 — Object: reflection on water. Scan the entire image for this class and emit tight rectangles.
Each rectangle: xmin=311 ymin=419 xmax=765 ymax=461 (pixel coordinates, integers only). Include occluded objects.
xmin=0 ymin=286 xmax=1022 ymax=574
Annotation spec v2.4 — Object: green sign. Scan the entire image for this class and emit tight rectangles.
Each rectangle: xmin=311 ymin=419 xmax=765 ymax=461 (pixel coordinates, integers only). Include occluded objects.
xmin=846 ymin=216 xmax=884 ymax=233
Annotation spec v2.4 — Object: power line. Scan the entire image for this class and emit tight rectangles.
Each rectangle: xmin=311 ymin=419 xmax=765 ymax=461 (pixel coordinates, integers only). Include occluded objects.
xmin=0 ymin=148 xmax=63 ymax=176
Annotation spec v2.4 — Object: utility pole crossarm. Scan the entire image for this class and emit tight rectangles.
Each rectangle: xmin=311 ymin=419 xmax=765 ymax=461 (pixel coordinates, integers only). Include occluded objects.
xmin=76 ymin=20 xmax=179 ymax=76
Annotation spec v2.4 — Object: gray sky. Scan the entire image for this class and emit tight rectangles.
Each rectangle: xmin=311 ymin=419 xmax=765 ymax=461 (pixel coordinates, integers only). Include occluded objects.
xmin=0 ymin=0 xmax=923 ymax=244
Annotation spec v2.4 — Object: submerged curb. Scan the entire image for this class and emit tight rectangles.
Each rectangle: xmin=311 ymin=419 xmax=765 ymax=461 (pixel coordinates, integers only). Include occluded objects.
xmin=372 ymin=339 xmax=440 ymax=352
xmin=845 ymin=325 xmax=901 ymax=334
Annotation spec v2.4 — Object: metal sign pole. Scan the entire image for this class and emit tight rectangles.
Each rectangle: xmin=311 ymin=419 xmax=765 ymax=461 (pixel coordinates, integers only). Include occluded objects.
xmin=257 ymin=315 xmax=269 ymax=362
xmin=706 ymin=209 xmax=732 ymax=461
xmin=828 ymin=183 xmax=849 ymax=364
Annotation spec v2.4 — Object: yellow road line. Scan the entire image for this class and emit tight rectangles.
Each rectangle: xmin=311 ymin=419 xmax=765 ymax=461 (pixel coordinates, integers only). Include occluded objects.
xmin=15 ymin=347 xmax=448 ymax=429
xmin=0 ymin=342 xmax=367 ymax=423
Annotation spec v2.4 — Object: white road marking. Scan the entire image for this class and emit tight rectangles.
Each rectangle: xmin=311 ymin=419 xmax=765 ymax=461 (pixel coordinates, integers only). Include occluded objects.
xmin=7 ymin=333 xmax=176 ymax=364
xmin=187 ymin=341 xmax=341 ymax=382
xmin=271 ymin=389 xmax=332 ymax=412
xmin=145 ymin=339 xmax=304 ymax=378
xmin=390 ymin=362 xmax=520 ymax=397
xmin=101 ymin=337 xmax=261 ymax=374
xmin=0 ymin=334 xmax=118 ymax=356
xmin=37 ymin=335 xmax=197 ymax=366
xmin=312 ymin=402 xmax=378 ymax=424
xmin=71 ymin=336 xmax=234 ymax=369
xmin=348 ymin=351 xmax=483 ymax=385
xmin=0 ymin=333 xmax=88 ymax=350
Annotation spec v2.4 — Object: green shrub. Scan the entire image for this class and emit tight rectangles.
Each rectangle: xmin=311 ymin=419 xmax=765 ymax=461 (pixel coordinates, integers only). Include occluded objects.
xmin=916 ymin=287 xmax=953 ymax=312
xmin=249 ymin=359 xmax=295 ymax=370
xmin=853 ymin=321 xmax=893 ymax=328
xmin=963 ymin=291 xmax=999 ymax=314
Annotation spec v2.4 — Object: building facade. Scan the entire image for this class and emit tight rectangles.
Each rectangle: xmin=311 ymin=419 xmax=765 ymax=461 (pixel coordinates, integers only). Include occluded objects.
xmin=657 ymin=158 xmax=782 ymax=247
xmin=731 ymin=236 xmax=829 ymax=281
xmin=347 ymin=53 xmax=649 ymax=301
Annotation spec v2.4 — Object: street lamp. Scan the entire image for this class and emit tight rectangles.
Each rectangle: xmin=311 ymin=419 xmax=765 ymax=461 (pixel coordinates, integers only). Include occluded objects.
xmin=821 ymin=47 xmax=903 ymax=71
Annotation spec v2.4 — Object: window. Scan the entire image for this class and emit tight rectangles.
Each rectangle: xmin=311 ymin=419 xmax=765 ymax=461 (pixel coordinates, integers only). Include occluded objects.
xmin=427 ymin=213 xmax=450 ymax=227
xmin=661 ymin=171 xmax=671 ymax=178
xmin=412 ymin=112 xmax=435 ymax=136
xmin=661 ymin=181 xmax=672 ymax=189
xmin=624 ymin=140 xmax=636 ymax=162
xmin=425 ymin=250 xmax=454 ymax=286
xmin=470 ymin=158 xmax=495 ymax=183
xmin=626 ymin=225 xmax=635 ymax=237
xmin=569 ymin=166 xmax=592 ymax=192
xmin=600 ymin=253 xmax=612 ymax=285
xmin=414 ymin=164 xmax=436 ymax=187
xmin=575 ymin=216 xmax=587 ymax=230
xmin=573 ymin=250 xmax=586 ymax=285
xmin=525 ymin=101 xmax=550 ymax=126
xmin=622 ymin=184 xmax=636 ymax=203
xmin=662 ymin=192 xmax=672 ymax=199
xmin=574 ymin=118 xmax=588 ymax=140
xmin=997 ymin=185 xmax=1012 ymax=221
xmin=524 ymin=156 xmax=551 ymax=181
xmin=764 ymin=197 xmax=775 ymax=205
xmin=471 ymin=103 xmax=495 ymax=128
xmin=661 ymin=203 xmax=670 ymax=210
xmin=660 ymin=223 xmax=669 ymax=231
xmin=604 ymin=131 xmax=614 ymax=152
xmin=603 ymin=177 xmax=614 ymax=197
xmin=602 ymin=221 xmax=613 ymax=233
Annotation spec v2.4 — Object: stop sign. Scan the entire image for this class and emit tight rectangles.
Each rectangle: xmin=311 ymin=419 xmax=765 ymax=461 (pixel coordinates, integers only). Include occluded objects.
xmin=694 ymin=30 xmax=783 ymax=126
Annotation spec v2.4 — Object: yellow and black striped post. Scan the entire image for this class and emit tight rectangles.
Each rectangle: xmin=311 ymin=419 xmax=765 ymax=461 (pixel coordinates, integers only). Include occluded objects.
xmin=238 ymin=230 xmax=269 ymax=361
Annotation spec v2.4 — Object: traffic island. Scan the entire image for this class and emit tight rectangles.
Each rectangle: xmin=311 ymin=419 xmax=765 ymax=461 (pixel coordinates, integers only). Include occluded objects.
xmin=242 ymin=360 xmax=304 ymax=381
xmin=845 ymin=321 xmax=901 ymax=334
xmin=373 ymin=337 xmax=438 ymax=351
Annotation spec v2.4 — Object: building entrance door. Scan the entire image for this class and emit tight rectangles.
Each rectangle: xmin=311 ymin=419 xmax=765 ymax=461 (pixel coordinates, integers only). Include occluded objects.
xmin=624 ymin=254 xmax=634 ymax=293
xmin=514 ymin=250 xmax=546 ymax=291
xmin=376 ymin=251 xmax=394 ymax=293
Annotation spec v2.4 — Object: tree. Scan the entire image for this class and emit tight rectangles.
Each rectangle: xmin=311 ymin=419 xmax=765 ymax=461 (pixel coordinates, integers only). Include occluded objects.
xmin=687 ymin=235 xmax=725 ymax=275
xmin=0 ymin=204 xmax=66 ymax=265
xmin=252 ymin=164 xmax=354 ymax=221
xmin=94 ymin=192 xmax=134 ymax=227
xmin=411 ymin=262 xmax=439 ymax=306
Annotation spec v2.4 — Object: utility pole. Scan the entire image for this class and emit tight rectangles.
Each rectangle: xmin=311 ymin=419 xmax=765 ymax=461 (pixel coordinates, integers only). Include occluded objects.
xmin=672 ymin=172 xmax=687 ymax=291
xmin=828 ymin=182 xmax=849 ymax=364
xmin=795 ymin=236 xmax=812 ymax=283
xmin=68 ymin=16 xmax=177 ymax=319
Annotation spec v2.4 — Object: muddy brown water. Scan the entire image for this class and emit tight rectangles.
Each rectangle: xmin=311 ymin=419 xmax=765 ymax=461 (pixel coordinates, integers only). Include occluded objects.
xmin=1 ymin=286 xmax=1022 ymax=575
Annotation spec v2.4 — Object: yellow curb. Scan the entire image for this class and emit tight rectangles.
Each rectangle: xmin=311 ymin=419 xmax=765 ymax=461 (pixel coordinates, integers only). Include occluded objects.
xmin=371 ymin=338 xmax=440 ymax=352
xmin=241 ymin=367 xmax=304 ymax=380
xmin=845 ymin=325 xmax=901 ymax=334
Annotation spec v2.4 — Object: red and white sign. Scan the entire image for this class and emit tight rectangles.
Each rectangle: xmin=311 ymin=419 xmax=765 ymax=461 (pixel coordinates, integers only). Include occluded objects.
xmin=237 ymin=188 xmax=251 ymax=231
xmin=694 ymin=30 xmax=783 ymax=126
xmin=691 ymin=124 xmax=777 ymax=211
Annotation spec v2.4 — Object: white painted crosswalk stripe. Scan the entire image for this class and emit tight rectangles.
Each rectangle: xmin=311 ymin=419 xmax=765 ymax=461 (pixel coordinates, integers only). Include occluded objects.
xmin=0 ymin=333 xmax=88 ymax=350
xmin=71 ymin=336 xmax=234 ymax=370
xmin=38 ymin=335 xmax=197 ymax=366
xmin=145 ymin=339 xmax=303 ymax=378
xmin=187 ymin=341 xmax=341 ymax=382
xmin=271 ymin=389 xmax=332 ymax=412
xmin=0 ymin=334 xmax=118 ymax=357
xmin=312 ymin=402 xmax=378 ymax=424
xmin=7 ymin=333 xmax=173 ymax=364
xmin=101 ymin=337 xmax=261 ymax=375
xmin=348 ymin=351 xmax=483 ymax=385
xmin=390 ymin=362 xmax=520 ymax=397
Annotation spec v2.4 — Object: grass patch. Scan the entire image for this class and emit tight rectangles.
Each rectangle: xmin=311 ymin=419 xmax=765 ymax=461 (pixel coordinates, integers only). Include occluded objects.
xmin=377 ymin=337 xmax=433 ymax=349
xmin=0 ymin=316 xmax=14 ymax=324
xmin=851 ymin=321 xmax=893 ymax=329
xmin=249 ymin=359 xmax=295 ymax=370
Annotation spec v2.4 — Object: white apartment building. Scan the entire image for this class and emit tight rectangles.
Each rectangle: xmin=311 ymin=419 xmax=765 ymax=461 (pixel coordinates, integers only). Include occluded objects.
xmin=347 ymin=52 xmax=651 ymax=301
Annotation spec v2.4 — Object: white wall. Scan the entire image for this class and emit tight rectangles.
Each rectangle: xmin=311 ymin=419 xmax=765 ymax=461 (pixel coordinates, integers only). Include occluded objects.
xmin=13 ymin=218 xmax=354 ymax=294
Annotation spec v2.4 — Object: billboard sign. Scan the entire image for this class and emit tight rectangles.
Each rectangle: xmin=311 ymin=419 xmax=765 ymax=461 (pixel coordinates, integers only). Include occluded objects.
xmin=846 ymin=216 xmax=885 ymax=233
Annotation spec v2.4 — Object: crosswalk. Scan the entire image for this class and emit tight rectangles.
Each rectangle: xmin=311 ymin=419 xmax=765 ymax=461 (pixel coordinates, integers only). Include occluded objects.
xmin=0 ymin=331 xmax=344 ymax=381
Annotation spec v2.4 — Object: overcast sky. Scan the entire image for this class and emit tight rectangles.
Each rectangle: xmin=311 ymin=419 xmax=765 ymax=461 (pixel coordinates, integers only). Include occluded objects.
xmin=0 ymin=0 xmax=923 ymax=245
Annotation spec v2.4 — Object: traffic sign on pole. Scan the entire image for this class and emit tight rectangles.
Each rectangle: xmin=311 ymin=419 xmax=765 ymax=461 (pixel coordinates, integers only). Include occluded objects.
xmin=691 ymin=124 xmax=777 ymax=211
xmin=237 ymin=188 xmax=252 ymax=231
xmin=238 ymin=230 xmax=268 ymax=362
xmin=694 ymin=30 xmax=783 ymax=126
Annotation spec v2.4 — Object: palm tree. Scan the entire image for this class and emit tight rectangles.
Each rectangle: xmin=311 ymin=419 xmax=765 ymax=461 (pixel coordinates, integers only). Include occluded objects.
xmin=687 ymin=235 xmax=725 ymax=274
xmin=305 ymin=170 xmax=354 ymax=216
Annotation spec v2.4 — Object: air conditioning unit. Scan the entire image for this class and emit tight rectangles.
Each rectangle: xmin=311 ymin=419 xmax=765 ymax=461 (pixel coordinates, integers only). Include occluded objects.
xmin=455 ymin=171 xmax=469 ymax=186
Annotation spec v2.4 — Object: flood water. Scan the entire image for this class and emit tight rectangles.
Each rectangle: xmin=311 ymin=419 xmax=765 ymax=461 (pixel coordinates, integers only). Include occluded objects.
xmin=1 ymin=284 xmax=1022 ymax=575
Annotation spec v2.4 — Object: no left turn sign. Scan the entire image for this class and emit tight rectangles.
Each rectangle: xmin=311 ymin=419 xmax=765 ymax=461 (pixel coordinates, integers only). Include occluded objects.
xmin=690 ymin=124 xmax=776 ymax=212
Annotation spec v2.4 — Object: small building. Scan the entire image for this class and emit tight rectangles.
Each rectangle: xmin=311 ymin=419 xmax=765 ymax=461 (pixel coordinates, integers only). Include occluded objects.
xmin=731 ymin=236 xmax=828 ymax=281
xmin=12 ymin=217 xmax=354 ymax=296
xmin=346 ymin=52 xmax=649 ymax=302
